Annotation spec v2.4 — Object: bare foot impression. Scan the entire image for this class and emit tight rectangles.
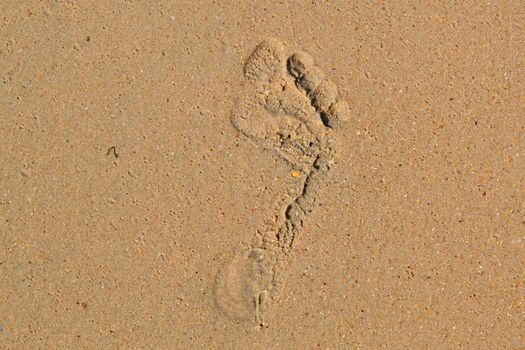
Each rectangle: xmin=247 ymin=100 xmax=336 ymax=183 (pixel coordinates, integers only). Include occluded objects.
xmin=215 ymin=39 xmax=350 ymax=326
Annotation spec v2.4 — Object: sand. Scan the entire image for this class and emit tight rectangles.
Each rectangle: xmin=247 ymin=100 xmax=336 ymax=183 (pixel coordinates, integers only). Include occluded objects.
xmin=1 ymin=1 xmax=524 ymax=349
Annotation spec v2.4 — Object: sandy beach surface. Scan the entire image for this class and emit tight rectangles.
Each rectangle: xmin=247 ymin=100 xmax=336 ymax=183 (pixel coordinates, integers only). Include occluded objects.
xmin=1 ymin=1 xmax=524 ymax=349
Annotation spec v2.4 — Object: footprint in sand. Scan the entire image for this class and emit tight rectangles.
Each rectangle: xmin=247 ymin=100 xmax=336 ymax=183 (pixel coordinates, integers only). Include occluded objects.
xmin=215 ymin=38 xmax=350 ymax=326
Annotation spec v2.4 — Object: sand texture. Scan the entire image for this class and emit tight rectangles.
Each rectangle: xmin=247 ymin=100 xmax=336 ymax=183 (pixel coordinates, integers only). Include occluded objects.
xmin=1 ymin=1 xmax=524 ymax=349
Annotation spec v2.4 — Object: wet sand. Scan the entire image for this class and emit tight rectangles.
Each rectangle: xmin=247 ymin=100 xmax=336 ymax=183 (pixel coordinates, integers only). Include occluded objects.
xmin=1 ymin=1 xmax=524 ymax=348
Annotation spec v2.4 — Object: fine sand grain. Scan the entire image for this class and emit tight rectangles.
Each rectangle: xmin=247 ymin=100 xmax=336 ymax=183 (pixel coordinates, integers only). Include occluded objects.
xmin=1 ymin=1 xmax=524 ymax=349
